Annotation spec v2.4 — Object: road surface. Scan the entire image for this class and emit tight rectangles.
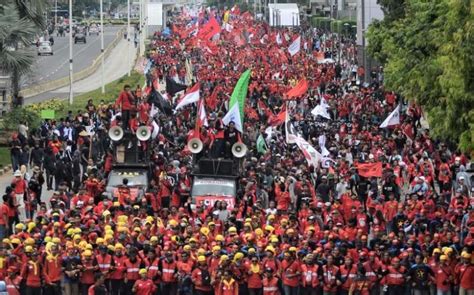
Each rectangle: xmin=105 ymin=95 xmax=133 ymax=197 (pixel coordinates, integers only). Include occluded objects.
xmin=26 ymin=37 xmax=138 ymax=104
xmin=22 ymin=26 xmax=124 ymax=88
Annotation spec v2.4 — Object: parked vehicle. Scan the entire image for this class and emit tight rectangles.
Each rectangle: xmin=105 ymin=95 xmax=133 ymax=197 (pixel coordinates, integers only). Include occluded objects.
xmin=37 ymin=41 xmax=53 ymax=55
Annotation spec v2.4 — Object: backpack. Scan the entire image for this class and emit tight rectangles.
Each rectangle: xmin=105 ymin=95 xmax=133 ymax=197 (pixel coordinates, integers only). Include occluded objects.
xmin=201 ymin=269 xmax=211 ymax=286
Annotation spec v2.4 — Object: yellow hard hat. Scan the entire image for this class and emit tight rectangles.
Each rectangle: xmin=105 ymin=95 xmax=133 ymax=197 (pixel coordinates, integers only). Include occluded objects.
xmin=183 ymin=245 xmax=191 ymax=251
xmin=198 ymin=255 xmax=206 ymax=262
xmin=197 ymin=248 xmax=206 ymax=255
xmin=255 ymin=228 xmax=263 ymax=236
xmin=234 ymin=252 xmax=244 ymax=261
xmin=15 ymin=223 xmax=24 ymax=230
xmin=24 ymin=245 xmax=34 ymax=253
xmin=461 ymin=252 xmax=471 ymax=259
xmin=2 ymin=238 xmax=10 ymax=244
xmin=27 ymin=222 xmax=36 ymax=232
xmin=215 ymin=235 xmax=225 ymax=242
xmin=220 ymin=255 xmax=229 ymax=262
xmin=440 ymin=255 xmax=448 ymax=261
xmin=73 ymin=234 xmax=81 ymax=241
xmin=139 ymin=268 xmax=147 ymax=275
xmin=265 ymin=225 xmax=274 ymax=232
xmin=11 ymin=238 xmax=21 ymax=245
xmin=433 ymin=248 xmax=441 ymax=254
xmin=83 ymin=250 xmax=92 ymax=257
xmin=289 ymin=247 xmax=297 ymax=252
xmin=52 ymin=237 xmax=61 ymax=244
xmin=265 ymin=246 xmax=276 ymax=254
xmin=150 ymin=236 xmax=159 ymax=242
xmin=200 ymin=227 xmax=209 ymax=236
xmin=228 ymin=227 xmax=237 ymax=233
xmin=115 ymin=243 xmax=124 ymax=250
xmin=248 ymin=248 xmax=256 ymax=254
xmin=25 ymin=238 xmax=35 ymax=245
xmin=212 ymin=245 xmax=221 ymax=252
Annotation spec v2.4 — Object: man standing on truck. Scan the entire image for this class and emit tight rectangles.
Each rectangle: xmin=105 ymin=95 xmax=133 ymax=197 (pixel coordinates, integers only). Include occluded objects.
xmin=224 ymin=121 xmax=239 ymax=158
xmin=115 ymin=85 xmax=135 ymax=130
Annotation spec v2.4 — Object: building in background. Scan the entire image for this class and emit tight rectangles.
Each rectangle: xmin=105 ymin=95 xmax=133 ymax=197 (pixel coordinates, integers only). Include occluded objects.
xmin=268 ymin=3 xmax=300 ymax=27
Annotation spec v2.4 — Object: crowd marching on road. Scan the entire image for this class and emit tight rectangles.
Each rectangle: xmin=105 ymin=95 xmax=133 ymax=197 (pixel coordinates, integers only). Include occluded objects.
xmin=3 ymin=5 xmax=474 ymax=295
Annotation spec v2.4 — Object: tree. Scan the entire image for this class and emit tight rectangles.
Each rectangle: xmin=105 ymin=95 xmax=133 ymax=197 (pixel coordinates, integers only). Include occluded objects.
xmin=366 ymin=0 xmax=474 ymax=152
xmin=0 ymin=0 xmax=46 ymax=106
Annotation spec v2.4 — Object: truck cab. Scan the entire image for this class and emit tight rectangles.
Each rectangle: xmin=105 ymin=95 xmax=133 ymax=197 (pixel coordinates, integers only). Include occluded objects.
xmin=190 ymin=158 xmax=240 ymax=210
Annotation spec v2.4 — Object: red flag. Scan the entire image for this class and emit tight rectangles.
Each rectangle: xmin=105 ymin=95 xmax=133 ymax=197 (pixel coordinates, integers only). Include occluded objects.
xmin=206 ymin=87 xmax=219 ymax=110
xmin=356 ymin=162 xmax=383 ymax=178
xmin=267 ymin=104 xmax=287 ymax=126
xmin=285 ymin=78 xmax=308 ymax=99
xmin=197 ymin=17 xmax=221 ymax=40
xmin=267 ymin=107 xmax=286 ymax=126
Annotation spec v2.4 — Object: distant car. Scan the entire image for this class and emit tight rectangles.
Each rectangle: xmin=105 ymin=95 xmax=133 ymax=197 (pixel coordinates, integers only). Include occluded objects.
xmin=37 ymin=41 xmax=53 ymax=55
xmin=89 ymin=24 xmax=100 ymax=35
xmin=74 ymin=31 xmax=86 ymax=44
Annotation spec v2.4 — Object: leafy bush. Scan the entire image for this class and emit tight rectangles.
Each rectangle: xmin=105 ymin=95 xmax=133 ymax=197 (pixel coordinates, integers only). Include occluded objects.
xmin=24 ymin=98 xmax=65 ymax=115
xmin=2 ymin=107 xmax=41 ymax=131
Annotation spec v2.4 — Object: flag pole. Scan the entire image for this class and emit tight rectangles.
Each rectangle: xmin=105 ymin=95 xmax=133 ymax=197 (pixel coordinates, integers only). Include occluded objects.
xmin=68 ymin=0 xmax=74 ymax=105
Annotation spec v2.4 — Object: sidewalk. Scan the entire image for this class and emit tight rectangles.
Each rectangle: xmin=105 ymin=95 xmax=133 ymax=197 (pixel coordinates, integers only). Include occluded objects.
xmin=26 ymin=38 xmax=138 ymax=104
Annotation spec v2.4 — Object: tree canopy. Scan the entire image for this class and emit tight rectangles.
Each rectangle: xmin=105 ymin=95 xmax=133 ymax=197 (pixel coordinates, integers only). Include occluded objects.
xmin=367 ymin=0 xmax=474 ymax=152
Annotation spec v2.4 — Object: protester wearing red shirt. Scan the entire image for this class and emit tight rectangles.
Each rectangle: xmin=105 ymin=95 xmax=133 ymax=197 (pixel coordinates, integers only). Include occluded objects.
xmin=132 ymin=269 xmax=156 ymax=295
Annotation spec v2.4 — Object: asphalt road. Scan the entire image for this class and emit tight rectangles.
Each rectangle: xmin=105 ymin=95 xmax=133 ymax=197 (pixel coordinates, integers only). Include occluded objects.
xmin=22 ymin=25 xmax=124 ymax=88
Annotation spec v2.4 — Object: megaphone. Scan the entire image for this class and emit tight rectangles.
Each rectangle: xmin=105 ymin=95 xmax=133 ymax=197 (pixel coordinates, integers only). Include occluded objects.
xmin=187 ymin=138 xmax=203 ymax=154
xmin=108 ymin=126 xmax=124 ymax=142
xmin=136 ymin=126 xmax=151 ymax=141
xmin=232 ymin=142 xmax=247 ymax=158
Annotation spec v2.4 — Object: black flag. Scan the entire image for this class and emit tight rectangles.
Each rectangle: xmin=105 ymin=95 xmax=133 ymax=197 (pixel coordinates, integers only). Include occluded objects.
xmin=166 ymin=77 xmax=187 ymax=97
xmin=148 ymin=89 xmax=172 ymax=116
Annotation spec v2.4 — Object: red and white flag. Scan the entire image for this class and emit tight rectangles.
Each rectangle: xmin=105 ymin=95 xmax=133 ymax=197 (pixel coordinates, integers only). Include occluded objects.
xmin=175 ymin=83 xmax=200 ymax=110
xmin=380 ymin=105 xmax=400 ymax=128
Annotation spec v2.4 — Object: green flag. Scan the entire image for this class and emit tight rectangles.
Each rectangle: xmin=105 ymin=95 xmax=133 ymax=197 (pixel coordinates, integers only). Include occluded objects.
xmin=222 ymin=69 xmax=251 ymax=132
xmin=41 ymin=109 xmax=55 ymax=119
xmin=256 ymin=134 xmax=267 ymax=154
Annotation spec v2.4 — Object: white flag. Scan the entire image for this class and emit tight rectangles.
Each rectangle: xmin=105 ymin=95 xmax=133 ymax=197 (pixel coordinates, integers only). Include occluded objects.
xmin=264 ymin=126 xmax=273 ymax=142
xmin=380 ymin=105 xmax=401 ymax=128
xmin=288 ymin=36 xmax=301 ymax=56
xmin=198 ymin=100 xmax=209 ymax=127
xmin=175 ymin=83 xmax=200 ymax=110
xmin=311 ymin=104 xmax=331 ymax=120
xmin=285 ymin=103 xmax=299 ymax=144
xmin=222 ymin=103 xmax=243 ymax=132
xmin=151 ymin=120 xmax=160 ymax=139
xmin=224 ymin=22 xmax=233 ymax=32
xmin=276 ymin=32 xmax=282 ymax=45
xmin=295 ymin=137 xmax=322 ymax=168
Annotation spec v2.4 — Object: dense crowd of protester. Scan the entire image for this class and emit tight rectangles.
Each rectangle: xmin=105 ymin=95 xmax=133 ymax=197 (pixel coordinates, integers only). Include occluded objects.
xmin=3 ymin=6 xmax=474 ymax=295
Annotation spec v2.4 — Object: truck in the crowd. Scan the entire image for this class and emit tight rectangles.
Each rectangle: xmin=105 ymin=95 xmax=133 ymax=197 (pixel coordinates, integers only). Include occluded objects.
xmin=188 ymin=138 xmax=247 ymax=210
xmin=105 ymin=125 xmax=152 ymax=202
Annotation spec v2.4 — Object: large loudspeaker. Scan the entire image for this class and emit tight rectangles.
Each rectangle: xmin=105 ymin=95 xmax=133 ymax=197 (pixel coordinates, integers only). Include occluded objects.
xmin=232 ymin=142 xmax=247 ymax=158
xmin=198 ymin=159 xmax=234 ymax=175
xmin=187 ymin=138 xmax=203 ymax=154
xmin=109 ymin=126 xmax=124 ymax=141
xmin=136 ymin=126 xmax=151 ymax=141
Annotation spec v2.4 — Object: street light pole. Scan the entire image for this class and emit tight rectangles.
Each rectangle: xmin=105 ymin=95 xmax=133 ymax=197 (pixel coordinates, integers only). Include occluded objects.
xmin=68 ymin=0 xmax=74 ymax=105
xmin=127 ymin=0 xmax=131 ymax=77
xmin=55 ymin=0 xmax=58 ymax=28
xmin=100 ymin=0 xmax=105 ymax=93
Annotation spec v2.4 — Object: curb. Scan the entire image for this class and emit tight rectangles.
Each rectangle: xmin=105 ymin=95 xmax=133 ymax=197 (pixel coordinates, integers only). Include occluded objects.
xmin=0 ymin=164 xmax=12 ymax=176
xmin=20 ymin=26 xmax=126 ymax=98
